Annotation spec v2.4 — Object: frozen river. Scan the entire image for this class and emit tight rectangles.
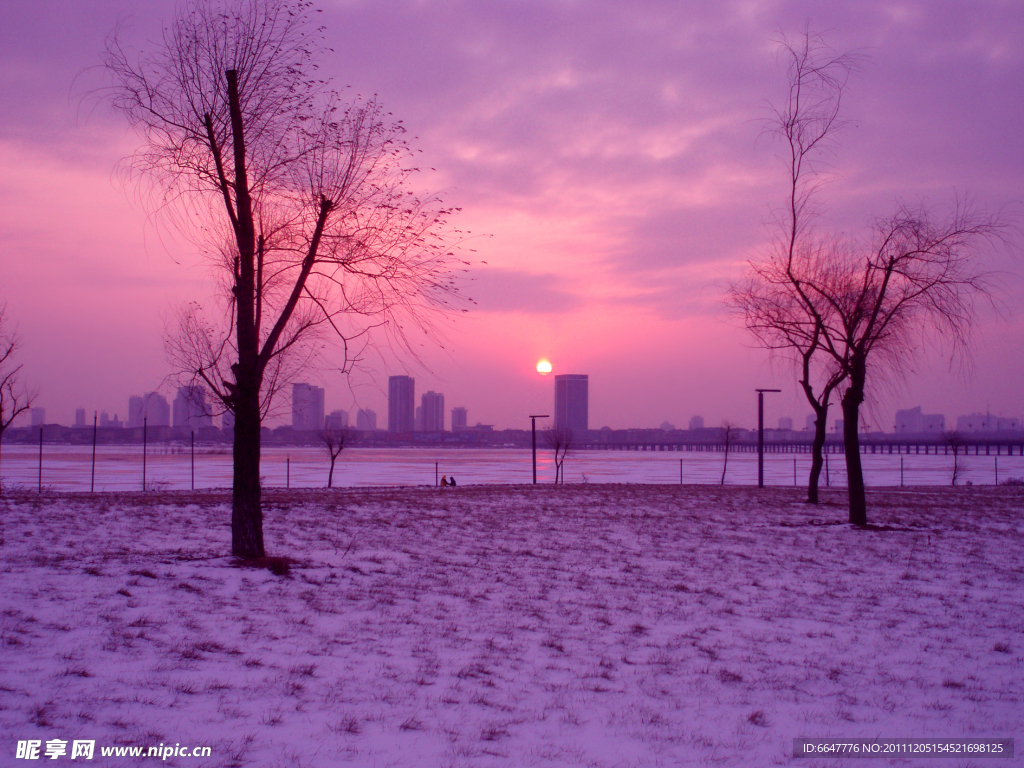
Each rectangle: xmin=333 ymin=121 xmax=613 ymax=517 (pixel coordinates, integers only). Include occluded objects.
xmin=1 ymin=443 xmax=1021 ymax=492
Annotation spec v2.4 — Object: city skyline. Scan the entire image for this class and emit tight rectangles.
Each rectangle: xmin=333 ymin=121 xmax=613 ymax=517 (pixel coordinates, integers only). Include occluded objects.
xmin=1 ymin=1 xmax=1021 ymax=434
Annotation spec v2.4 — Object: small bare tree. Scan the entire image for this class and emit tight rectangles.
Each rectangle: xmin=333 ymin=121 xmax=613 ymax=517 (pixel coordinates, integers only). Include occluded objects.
xmin=105 ymin=0 xmax=462 ymax=558
xmin=544 ymin=426 xmax=574 ymax=484
xmin=719 ymin=422 xmax=734 ymax=486
xmin=317 ymin=428 xmax=352 ymax=489
xmin=942 ymin=430 xmax=966 ymax=487
xmin=0 ymin=308 xmax=35 ymax=485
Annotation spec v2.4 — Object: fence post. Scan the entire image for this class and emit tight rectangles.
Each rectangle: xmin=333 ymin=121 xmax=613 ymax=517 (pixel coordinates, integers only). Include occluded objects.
xmin=90 ymin=412 xmax=98 ymax=493
xmin=37 ymin=425 xmax=43 ymax=493
xmin=191 ymin=430 xmax=195 ymax=491
xmin=142 ymin=417 xmax=147 ymax=492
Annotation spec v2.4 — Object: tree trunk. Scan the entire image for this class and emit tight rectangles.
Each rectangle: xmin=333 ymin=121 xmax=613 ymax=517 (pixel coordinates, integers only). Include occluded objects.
xmin=226 ymin=67 xmax=264 ymax=559
xmin=807 ymin=407 xmax=828 ymax=504
xmin=328 ymin=458 xmax=335 ymax=489
xmin=231 ymin=389 xmax=264 ymax=557
xmin=841 ymin=371 xmax=867 ymax=526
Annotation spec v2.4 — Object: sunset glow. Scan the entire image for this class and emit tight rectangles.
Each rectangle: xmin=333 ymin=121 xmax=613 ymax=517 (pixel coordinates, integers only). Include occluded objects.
xmin=0 ymin=0 xmax=1019 ymax=432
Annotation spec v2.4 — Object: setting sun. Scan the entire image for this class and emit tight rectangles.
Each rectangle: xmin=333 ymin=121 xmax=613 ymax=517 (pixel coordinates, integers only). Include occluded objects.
xmin=536 ymin=359 xmax=552 ymax=375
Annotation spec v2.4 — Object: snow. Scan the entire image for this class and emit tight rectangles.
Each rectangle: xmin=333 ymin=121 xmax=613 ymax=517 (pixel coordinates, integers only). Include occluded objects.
xmin=1 ymin=484 xmax=1022 ymax=766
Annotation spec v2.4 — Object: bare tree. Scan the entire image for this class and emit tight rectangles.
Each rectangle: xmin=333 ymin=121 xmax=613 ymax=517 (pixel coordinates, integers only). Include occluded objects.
xmin=544 ymin=426 xmax=574 ymax=484
xmin=801 ymin=204 xmax=1002 ymax=523
xmin=317 ymin=428 xmax=352 ymax=488
xmin=942 ymin=430 xmax=966 ymax=486
xmin=719 ymin=422 xmax=734 ymax=486
xmin=730 ymin=31 xmax=859 ymax=504
xmin=734 ymin=31 xmax=1005 ymax=524
xmin=0 ymin=309 xmax=36 ymax=486
xmin=105 ymin=0 xmax=461 ymax=558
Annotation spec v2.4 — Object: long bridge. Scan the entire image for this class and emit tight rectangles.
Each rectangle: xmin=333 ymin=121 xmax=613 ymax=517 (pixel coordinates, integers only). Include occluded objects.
xmin=574 ymin=437 xmax=1024 ymax=456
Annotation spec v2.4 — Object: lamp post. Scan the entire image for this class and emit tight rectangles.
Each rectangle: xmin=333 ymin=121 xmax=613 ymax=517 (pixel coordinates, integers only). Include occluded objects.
xmin=756 ymin=389 xmax=781 ymax=488
xmin=529 ymin=415 xmax=549 ymax=484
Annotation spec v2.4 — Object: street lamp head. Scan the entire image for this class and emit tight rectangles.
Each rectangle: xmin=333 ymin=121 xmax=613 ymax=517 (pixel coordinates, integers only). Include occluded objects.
xmin=756 ymin=388 xmax=782 ymax=393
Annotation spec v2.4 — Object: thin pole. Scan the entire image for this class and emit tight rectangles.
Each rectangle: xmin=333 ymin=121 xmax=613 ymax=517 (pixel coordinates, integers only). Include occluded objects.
xmin=755 ymin=389 xmax=780 ymax=488
xmin=679 ymin=458 xmax=683 ymax=485
xmin=435 ymin=461 xmax=438 ymax=487
xmin=825 ymin=451 xmax=830 ymax=487
xmin=90 ymin=411 xmax=97 ymax=493
xmin=532 ymin=417 xmax=537 ymax=484
xmin=758 ymin=391 xmax=764 ymax=487
xmin=287 ymin=456 xmax=290 ymax=489
xmin=994 ymin=456 xmax=998 ymax=486
xmin=191 ymin=430 xmax=195 ymax=491
xmin=529 ymin=415 xmax=549 ymax=484
xmin=142 ymin=416 xmax=147 ymax=492
xmin=37 ymin=425 xmax=43 ymax=493
xmin=900 ymin=456 xmax=904 ymax=487
xmin=793 ymin=456 xmax=797 ymax=486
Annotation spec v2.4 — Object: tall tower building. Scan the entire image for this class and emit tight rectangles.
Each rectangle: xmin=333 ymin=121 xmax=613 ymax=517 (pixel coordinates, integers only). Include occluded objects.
xmin=451 ymin=407 xmax=468 ymax=431
xmin=173 ymin=386 xmax=212 ymax=428
xmin=388 ymin=376 xmax=415 ymax=433
xmin=421 ymin=391 xmax=445 ymax=432
xmin=75 ymin=408 xmax=86 ymax=428
xmin=554 ymin=374 xmax=588 ymax=433
xmin=292 ymin=383 xmax=325 ymax=430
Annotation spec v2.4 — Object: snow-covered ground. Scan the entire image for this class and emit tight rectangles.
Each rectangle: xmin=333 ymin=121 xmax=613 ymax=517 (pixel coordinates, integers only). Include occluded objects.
xmin=1 ymin=485 xmax=1021 ymax=767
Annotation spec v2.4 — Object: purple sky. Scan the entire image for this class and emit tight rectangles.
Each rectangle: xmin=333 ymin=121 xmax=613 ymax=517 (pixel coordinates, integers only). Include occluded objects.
xmin=1 ymin=0 xmax=1021 ymax=431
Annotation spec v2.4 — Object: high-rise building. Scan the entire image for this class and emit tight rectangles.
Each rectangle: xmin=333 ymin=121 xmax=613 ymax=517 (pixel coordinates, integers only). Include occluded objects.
xmin=173 ymin=386 xmax=213 ymax=428
xmin=421 ymin=391 xmax=444 ymax=432
xmin=30 ymin=407 xmax=45 ymax=427
xmin=778 ymin=417 xmax=793 ymax=431
xmin=388 ymin=376 xmax=415 ymax=433
xmin=554 ymin=374 xmax=588 ymax=433
xmin=75 ymin=408 xmax=86 ymax=428
xmin=292 ymin=383 xmax=325 ymax=431
xmin=689 ymin=415 xmax=705 ymax=431
xmin=451 ymin=407 xmax=468 ymax=431
xmin=128 ymin=392 xmax=170 ymax=428
xmin=326 ymin=409 xmax=349 ymax=429
xmin=222 ymin=410 xmax=235 ymax=434
xmin=356 ymin=408 xmax=377 ymax=431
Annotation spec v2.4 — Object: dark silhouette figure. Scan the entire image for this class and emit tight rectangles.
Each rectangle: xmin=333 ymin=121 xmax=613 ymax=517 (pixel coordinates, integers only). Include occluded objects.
xmin=449 ymin=476 xmax=457 ymax=487
xmin=440 ymin=475 xmax=448 ymax=487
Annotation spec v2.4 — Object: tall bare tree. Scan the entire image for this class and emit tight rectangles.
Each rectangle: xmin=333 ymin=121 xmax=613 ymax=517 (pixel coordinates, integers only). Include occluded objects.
xmin=105 ymin=0 xmax=461 ymax=558
xmin=734 ymin=31 xmax=1004 ymax=523
xmin=0 ymin=308 xmax=35 ymax=484
xmin=730 ymin=31 xmax=859 ymax=504
xmin=544 ymin=426 xmax=573 ymax=484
